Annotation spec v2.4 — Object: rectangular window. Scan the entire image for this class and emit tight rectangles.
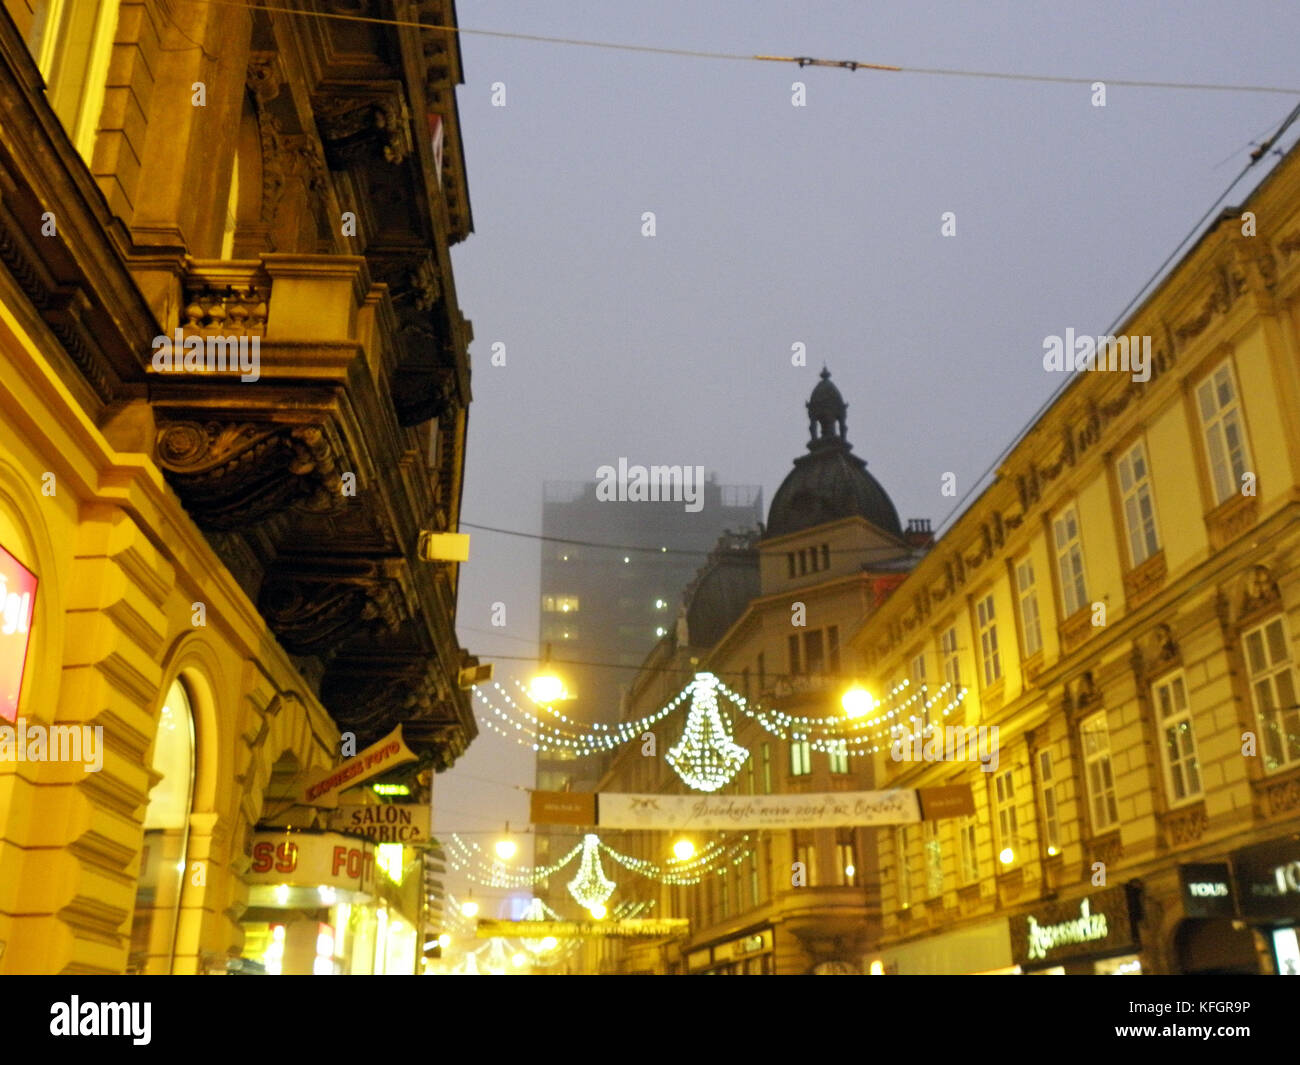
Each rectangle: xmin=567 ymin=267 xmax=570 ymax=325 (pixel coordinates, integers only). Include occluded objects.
xmin=994 ymin=769 xmax=1018 ymax=866
xmin=1243 ymin=616 xmax=1300 ymax=772
xmin=1038 ymin=748 xmax=1060 ymax=856
xmin=1053 ymin=505 xmax=1089 ymax=617
xmin=757 ymin=652 xmax=766 ymax=688
xmin=746 ymin=747 xmax=756 ymax=794
xmin=828 ymin=740 xmax=849 ymax=775
xmin=1081 ymin=712 xmax=1119 ymax=831
xmin=959 ymin=818 xmax=979 ymax=885
xmin=828 ymin=625 xmax=841 ymax=674
xmin=924 ymin=820 xmax=943 ymax=897
xmin=941 ymin=626 xmax=961 ymax=689
xmin=1117 ymin=440 xmax=1161 ymax=566
xmin=787 ymin=553 xmax=796 ymax=578
xmin=836 ymin=828 xmax=858 ymax=886
xmin=788 ymin=634 xmax=801 ymax=676
xmin=1153 ymin=671 xmax=1202 ymax=804
xmin=804 ymin=630 xmax=825 ymax=675
xmin=1197 ymin=361 xmax=1252 ymax=506
xmin=976 ymin=593 xmax=1001 ymax=685
xmin=719 ymin=868 xmax=730 ymax=919
xmin=749 ymin=853 xmax=760 ymax=906
xmin=1016 ymin=557 xmax=1044 ymax=659
xmin=794 ymin=831 xmax=818 ymax=887
xmin=762 ymin=743 xmax=772 ymax=793
xmin=799 ymin=549 xmax=808 ymax=575
xmin=790 ymin=739 xmax=812 ymax=777
xmin=822 ymin=544 xmax=831 ymax=570
xmin=895 ymin=827 xmax=911 ymax=907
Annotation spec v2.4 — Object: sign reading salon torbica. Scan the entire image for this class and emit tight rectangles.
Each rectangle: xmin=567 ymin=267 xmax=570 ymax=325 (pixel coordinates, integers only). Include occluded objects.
xmin=1009 ymin=885 xmax=1139 ymax=968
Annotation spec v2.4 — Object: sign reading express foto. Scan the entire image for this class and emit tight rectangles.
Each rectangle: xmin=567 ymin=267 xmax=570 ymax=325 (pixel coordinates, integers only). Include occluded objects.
xmin=0 ymin=545 xmax=37 ymax=723
xmin=299 ymin=725 xmax=417 ymax=807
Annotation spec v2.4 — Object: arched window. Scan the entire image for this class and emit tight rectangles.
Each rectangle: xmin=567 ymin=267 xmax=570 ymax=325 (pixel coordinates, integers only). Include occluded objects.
xmin=129 ymin=676 xmax=196 ymax=974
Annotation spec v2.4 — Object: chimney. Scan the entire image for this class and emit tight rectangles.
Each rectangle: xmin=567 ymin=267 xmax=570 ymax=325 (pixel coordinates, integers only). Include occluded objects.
xmin=905 ymin=518 xmax=934 ymax=549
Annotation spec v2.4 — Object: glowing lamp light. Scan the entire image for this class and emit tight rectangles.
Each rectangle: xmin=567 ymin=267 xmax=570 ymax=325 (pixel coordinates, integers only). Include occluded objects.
xmin=844 ymin=864 xmax=856 ymax=879
xmin=438 ymin=933 xmax=451 ymax=949
xmin=274 ymin=883 xmax=290 ymax=906
xmin=869 ymin=960 xmax=884 ymax=976
xmin=512 ymin=952 xmax=527 ymax=967
xmin=588 ymin=903 xmax=608 ymax=920
xmin=460 ymin=898 xmax=479 ymax=918
xmin=672 ymin=838 xmax=696 ymax=861
xmin=841 ymin=685 xmax=874 ymax=719
xmin=539 ymin=936 xmax=558 ymax=951
xmin=495 ymin=839 xmax=518 ymax=860
xmin=1047 ymin=846 xmax=1059 ymax=857
xmin=528 ymin=673 xmax=566 ymax=704
xmin=999 ymin=847 xmax=1015 ymax=865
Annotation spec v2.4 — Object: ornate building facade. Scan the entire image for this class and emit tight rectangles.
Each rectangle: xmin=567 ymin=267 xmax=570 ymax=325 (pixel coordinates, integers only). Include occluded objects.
xmin=588 ymin=372 xmax=933 ymax=974
xmin=855 ymin=146 xmax=1300 ymax=974
xmin=0 ymin=0 xmax=478 ymax=973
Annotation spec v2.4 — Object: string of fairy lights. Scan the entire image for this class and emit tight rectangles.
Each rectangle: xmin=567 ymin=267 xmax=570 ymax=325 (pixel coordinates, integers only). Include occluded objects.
xmin=471 ymin=671 xmax=970 ymax=791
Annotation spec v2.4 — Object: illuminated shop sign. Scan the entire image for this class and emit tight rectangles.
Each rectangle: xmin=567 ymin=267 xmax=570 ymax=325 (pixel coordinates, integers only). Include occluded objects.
xmin=1010 ymin=885 xmax=1139 ymax=968
xmin=0 ymin=545 xmax=36 ymax=723
xmin=1232 ymin=837 xmax=1300 ymax=920
xmin=327 ymin=802 xmax=430 ymax=843
xmin=246 ymin=831 xmax=377 ymax=896
xmin=1180 ymin=862 xmax=1235 ymax=918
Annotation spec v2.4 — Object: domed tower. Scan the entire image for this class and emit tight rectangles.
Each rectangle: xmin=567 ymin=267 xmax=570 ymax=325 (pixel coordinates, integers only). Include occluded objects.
xmin=765 ymin=368 xmax=903 ymax=540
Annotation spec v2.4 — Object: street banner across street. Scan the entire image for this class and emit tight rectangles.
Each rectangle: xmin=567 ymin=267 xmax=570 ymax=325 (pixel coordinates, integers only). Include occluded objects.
xmin=477 ymin=918 xmax=690 ymax=939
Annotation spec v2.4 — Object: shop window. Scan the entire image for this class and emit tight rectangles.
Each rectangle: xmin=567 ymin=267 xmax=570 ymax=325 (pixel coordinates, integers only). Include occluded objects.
xmin=129 ymin=676 xmax=196 ymax=974
xmin=1197 ymin=360 xmax=1252 ymax=506
xmin=1117 ymin=440 xmax=1161 ymax=566
xmin=1038 ymin=748 xmax=1060 ymax=856
xmin=1152 ymin=671 xmax=1202 ymax=804
xmin=1053 ymin=504 xmax=1089 ymax=617
xmin=1242 ymin=616 xmax=1300 ymax=772
xmin=1081 ymin=712 xmax=1119 ymax=831
xmin=976 ymin=593 xmax=1001 ymax=685
xmin=1016 ymin=557 xmax=1043 ymax=658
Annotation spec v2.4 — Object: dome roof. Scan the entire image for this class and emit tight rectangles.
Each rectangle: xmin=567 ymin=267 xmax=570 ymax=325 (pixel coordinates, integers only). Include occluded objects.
xmin=765 ymin=369 xmax=902 ymax=540
xmin=680 ymin=531 xmax=760 ymax=648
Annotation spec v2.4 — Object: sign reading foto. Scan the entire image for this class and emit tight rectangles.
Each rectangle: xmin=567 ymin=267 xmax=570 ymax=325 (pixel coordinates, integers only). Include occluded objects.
xmin=327 ymin=802 xmax=430 ymax=843
xmin=299 ymin=725 xmax=417 ymax=808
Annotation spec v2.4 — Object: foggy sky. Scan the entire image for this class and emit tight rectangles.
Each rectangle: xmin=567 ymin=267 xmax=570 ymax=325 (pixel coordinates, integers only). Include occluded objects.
xmin=435 ymin=0 xmax=1300 ymax=919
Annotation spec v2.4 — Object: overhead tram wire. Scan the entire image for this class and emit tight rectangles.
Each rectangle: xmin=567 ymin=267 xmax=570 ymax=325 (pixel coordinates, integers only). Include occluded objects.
xmin=185 ymin=0 xmax=1300 ymax=97
xmin=929 ymin=102 xmax=1300 ymax=540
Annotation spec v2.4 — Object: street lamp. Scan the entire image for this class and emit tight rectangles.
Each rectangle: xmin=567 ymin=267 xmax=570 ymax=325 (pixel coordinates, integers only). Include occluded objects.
xmin=841 ymin=684 xmax=874 ymax=719
xmin=495 ymin=822 xmax=517 ymax=860
xmin=528 ymin=643 xmax=570 ymax=704
xmin=671 ymin=838 xmax=696 ymax=861
xmin=460 ymin=894 xmax=479 ymax=918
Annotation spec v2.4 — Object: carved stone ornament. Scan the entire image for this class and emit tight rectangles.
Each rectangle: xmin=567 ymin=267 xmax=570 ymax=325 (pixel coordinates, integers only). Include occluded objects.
xmin=1241 ymin=563 xmax=1282 ymax=617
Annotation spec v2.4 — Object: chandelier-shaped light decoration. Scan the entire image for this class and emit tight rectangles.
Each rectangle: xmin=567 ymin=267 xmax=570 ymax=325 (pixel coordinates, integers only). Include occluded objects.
xmin=665 ymin=672 xmax=750 ymax=792
xmin=567 ymin=833 xmax=616 ymax=909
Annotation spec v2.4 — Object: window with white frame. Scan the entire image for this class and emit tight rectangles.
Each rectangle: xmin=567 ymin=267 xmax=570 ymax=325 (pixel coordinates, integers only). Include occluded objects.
xmin=941 ymin=626 xmax=961 ymax=690
xmin=1243 ymin=616 xmax=1300 ymax=772
xmin=1053 ymin=505 xmax=1089 ymax=617
xmin=1081 ymin=712 xmax=1119 ymax=831
xmin=1197 ymin=360 xmax=1253 ymax=507
xmin=1016 ymin=557 xmax=1044 ymax=658
xmin=1117 ymin=440 xmax=1161 ymax=566
xmin=1038 ymin=748 xmax=1060 ymax=856
xmin=924 ymin=820 xmax=943 ymax=897
xmin=1152 ymin=671 xmax=1202 ymax=804
xmin=895 ymin=827 xmax=911 ymax=907
xmin=958 ymin=818 xmax=979 ymax=885
xmin=910 ymin=650 xmax=929 ymax=729
xmin=828 ymin=740 xmax=849 ymax=775
xmin=790 ymin=739 xmax=812 ymax=777
xmin=976 ymin=593 xmax=1002 ymax=685
xmin=994 ymin=769 xmax=1018 ymax=865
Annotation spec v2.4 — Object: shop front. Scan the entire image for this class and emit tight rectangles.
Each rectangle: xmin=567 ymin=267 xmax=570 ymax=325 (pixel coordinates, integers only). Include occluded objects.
xmin=1009 ymin=884 xmax=1142 ymax=974
xmin=686 ymin=927 xmax=776 ymax=975
xmin=1230 ymin=834 xmax=1300 ymax=976
xmin=1171 ymin=861 xmax=1259 ymax=975
xmin=241 ymin=829 xmax=420 ymax=975
xmin=867 ymin=918 xmax=1014 ymax=975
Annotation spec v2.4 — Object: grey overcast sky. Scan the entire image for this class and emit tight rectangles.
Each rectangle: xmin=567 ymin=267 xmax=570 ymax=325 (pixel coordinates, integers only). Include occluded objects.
xmin=436 ymin=1 xmax=1300 ymax=914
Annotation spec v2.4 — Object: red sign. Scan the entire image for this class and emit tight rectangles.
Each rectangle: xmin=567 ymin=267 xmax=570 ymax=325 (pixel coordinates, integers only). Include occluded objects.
xmin=0 ymin=545 xmax=36 ymax=722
